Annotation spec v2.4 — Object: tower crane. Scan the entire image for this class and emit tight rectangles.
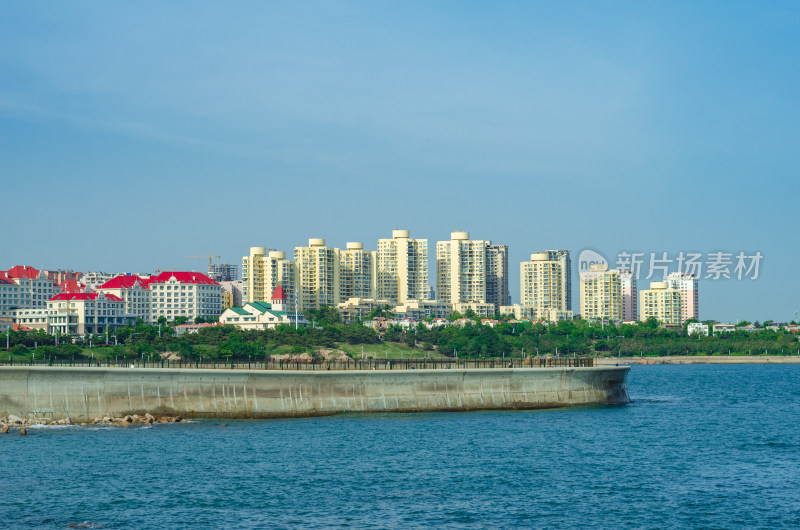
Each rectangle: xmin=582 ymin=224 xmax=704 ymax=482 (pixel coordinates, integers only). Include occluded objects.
xmin=183 ymin=255 xmax=221 ymax=276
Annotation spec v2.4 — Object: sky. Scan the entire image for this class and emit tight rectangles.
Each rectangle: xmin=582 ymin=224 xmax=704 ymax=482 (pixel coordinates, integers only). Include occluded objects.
xmin=1 ymin=1 xmax=798 ymax=322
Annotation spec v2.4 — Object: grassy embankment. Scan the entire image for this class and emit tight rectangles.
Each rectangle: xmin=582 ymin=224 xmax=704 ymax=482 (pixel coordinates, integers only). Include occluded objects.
xmin=0 ymin=342 xmax=444 ymax=363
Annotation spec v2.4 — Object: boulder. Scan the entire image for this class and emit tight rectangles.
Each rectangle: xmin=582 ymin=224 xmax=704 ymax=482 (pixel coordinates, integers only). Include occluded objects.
xmin=19 ymin=427 xmax=27 ymax=436
xmin=8 ymin=415 xmax=24 ymax=425
xmin=64 ymin=417 xmax=72 ymax=425
xmin=144 ymin=413 xmax=155 ymax=422
xmin=123 ymin=415 xmax=133 ymax=423
xmin=0 ymin=424 xmax=8 ymax=434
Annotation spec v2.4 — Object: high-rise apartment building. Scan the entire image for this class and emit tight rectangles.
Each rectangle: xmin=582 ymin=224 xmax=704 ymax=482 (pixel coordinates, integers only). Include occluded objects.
xmin=209 ymin=263 xmax=239 ymax=282
xmin=520 ymin=252 xmax=564 ymax=312
xmin=436 ymin=231 xmax=509 ymax=311
xmin=620 ymin=270 xmax=638 ymax=321
xmin=580 ymin=264 xmax=622 ymax=321
xmin=486 ymin=243 xmax=510 ymax=309
xmin=339 ymin=242 xmax=377 ymax=301
xmin=376 ymin=230 xmax=429 ymax=304
xmin=295 ymin=239 xmax=340 ymax=311
xmin=241 ymin=247 xmax=296 ymax=304
xmin=542 ymin=250 xmax=572 ymax=311
xmin=665 ymin=272 xmax=698 ymax=322
xmin=640 ymin=281 xmax=682 ymax=325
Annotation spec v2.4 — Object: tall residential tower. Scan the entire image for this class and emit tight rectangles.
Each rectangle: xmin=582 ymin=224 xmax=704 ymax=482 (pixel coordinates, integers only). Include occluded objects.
xmin=376 ymin=230 xmax=429 ymax=304
xmin=436 ymin=231 xmax=509 ymax=311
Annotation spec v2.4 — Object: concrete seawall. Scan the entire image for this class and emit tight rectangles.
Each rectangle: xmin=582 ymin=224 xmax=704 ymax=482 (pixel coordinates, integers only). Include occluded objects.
xmin=0 ymin=366 xmax=630 ymax=422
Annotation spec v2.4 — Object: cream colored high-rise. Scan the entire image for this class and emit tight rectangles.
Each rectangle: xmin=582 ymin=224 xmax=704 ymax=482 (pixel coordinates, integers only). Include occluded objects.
xmin=241 ymin=247 xmax=296 ymax=304
xmin=377 ymin=230 xmax=429 ymax=304
xmin=436 ymin=231 xmax=509 ymax=311
xmin=640 ymin=281 xmax=682 ymax=325
xmin=520 ymin=253 xmax=564 ymax=312
xmin=295 ymin=239 xmax=340 ymax=311
xmin=339 ymin=242 xmax=377 ymax=301
xmin=543 ymin=250 xmax=572 ymax=311
xmin=580 ymin=264 xmax=622 ymax=321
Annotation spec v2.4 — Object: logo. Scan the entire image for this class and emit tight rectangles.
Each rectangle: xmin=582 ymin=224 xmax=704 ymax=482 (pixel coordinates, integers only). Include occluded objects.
xmin=578 ymin=249 xmax=608 ymax=280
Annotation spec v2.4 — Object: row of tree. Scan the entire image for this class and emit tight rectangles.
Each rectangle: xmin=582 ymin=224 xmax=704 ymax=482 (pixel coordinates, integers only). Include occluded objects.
xmin=3 ymin=312 xmax=799 ymax=360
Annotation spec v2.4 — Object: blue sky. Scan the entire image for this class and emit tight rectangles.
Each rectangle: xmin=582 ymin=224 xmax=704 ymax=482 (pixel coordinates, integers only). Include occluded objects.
xmin=1 ymin=1 xmax=798 ymax=322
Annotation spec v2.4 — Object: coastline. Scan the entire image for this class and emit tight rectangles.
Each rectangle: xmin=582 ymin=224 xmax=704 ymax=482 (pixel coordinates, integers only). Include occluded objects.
xmin=595 ymin=355 xmax=800 ymax=365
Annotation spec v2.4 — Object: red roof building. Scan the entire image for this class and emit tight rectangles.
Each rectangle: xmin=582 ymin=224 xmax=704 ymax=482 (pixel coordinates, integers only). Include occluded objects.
xmin=59 ymin=279 xmax=90 ymax=293
xmin=99 ymin=275 xmax=152 ymax=289
xmin=147 ymin=271 xmax=222 ymax=323
xmin=51 ymin=292 xmax=123 ymax=302
xmin=4 ymin=265 xmax=41 ymax=279
xmin=148 ymin=271 xmax=219 ymax=285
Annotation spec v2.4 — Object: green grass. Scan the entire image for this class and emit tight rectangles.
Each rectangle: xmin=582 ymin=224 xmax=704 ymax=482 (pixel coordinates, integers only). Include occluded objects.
xmin=338 ymin=342 xmax=446 ymax=359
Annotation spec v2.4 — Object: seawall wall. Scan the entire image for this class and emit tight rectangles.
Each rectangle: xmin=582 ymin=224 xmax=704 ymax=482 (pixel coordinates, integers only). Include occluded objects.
xmin=0 ymin=366 xmax=630 ymax=421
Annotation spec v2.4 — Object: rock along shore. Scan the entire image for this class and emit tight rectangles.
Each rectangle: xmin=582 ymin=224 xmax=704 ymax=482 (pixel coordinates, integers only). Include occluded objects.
xmin=0 ymin=412 xmax=183 ymax=435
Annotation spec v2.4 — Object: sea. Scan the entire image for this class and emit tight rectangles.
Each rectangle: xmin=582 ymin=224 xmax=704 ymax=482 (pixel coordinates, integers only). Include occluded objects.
xmin=2 ymin=364 xmax=799 ymax=529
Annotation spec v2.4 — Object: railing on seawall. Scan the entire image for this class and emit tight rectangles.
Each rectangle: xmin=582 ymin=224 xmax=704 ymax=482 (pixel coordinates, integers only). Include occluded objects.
xmin=0 ymin=356 xmax=594 ymax=370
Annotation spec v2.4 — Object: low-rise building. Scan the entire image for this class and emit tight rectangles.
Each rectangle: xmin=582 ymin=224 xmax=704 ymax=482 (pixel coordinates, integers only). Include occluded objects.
xmin=453 ymin=301 xmax=497 ymax=318
xmin=43 ymin=269 xmax=83 ymax=285
xmin=538 ymin=308 xmax=574 ymax=323
xmin=500 ymin=304 xmax=538 ymax=320
xmin=337 ymin=297 xmax=392 ymax=324
xmin=687 ymin=322 xmax=709 ymax=336
xmin=713 ymin=323 xmax=736 ymax=334
xmin=393 ymin=299 xmax=453 ymax=320
xmin=175 ymin=322 xmax=222 ymax=336
xmin=218 ymin=286 xmax=307 ymax=330
xmin=500 ymin=305 xmax=573 ymax=323
xmin=13 ymin=292 xmax=133 ymax=335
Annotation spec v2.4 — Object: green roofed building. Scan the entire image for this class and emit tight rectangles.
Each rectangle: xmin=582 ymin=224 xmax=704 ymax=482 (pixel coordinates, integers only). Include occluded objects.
xmin=218 ymin=286 xmax=308 ymax=330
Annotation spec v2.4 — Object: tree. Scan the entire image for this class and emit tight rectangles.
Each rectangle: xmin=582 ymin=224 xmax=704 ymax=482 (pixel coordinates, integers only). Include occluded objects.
xmin=305 ymin=306 xmax=341 ymax=326
xmin=366 ymin=305 xmax=394 ymax=320
xmin=173 ymin=316 xmax=189 ymax=326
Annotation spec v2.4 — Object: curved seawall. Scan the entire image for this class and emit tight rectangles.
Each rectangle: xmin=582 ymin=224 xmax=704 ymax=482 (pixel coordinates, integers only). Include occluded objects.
xmin=0 ymin=366 xmax=630 ymax=421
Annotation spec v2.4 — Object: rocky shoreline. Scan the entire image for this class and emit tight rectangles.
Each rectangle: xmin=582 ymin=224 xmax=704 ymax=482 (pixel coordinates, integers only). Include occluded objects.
xmin=0 ymin=413 xmax=184 ymax=435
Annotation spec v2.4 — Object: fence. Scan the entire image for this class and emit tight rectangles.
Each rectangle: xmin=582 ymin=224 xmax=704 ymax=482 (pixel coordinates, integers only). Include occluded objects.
xmin=0 ymin=356 xmax=593 ymax=370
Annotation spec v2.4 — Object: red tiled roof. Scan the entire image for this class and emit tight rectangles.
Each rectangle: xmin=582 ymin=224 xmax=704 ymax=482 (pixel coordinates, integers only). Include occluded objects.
xmin=0 ymin=277 xmax=12 ymax=285
xmin=59 ymin=279 xmax=89 ymax=293
xmin=100 ymin=275 xmax=151 ymax=289
xmin=50 ymin=292 xmax=123 ymax=302
xmin=5 ymin=265 xmax=40 ymax=279
xmin=271 ymin=286 xmax=287 ymax=300
xmin=148 ymin=271 xmax=219 ymax=285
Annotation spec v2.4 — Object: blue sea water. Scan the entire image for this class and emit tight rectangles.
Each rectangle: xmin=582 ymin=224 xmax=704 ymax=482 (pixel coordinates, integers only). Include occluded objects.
xmin=2 ymin=364 xmax=800 ymax=529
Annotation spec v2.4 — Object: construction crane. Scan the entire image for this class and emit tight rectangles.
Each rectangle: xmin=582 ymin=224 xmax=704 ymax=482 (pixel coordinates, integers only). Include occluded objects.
xmin=184 ymin=255 xmax=221 ymax=276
